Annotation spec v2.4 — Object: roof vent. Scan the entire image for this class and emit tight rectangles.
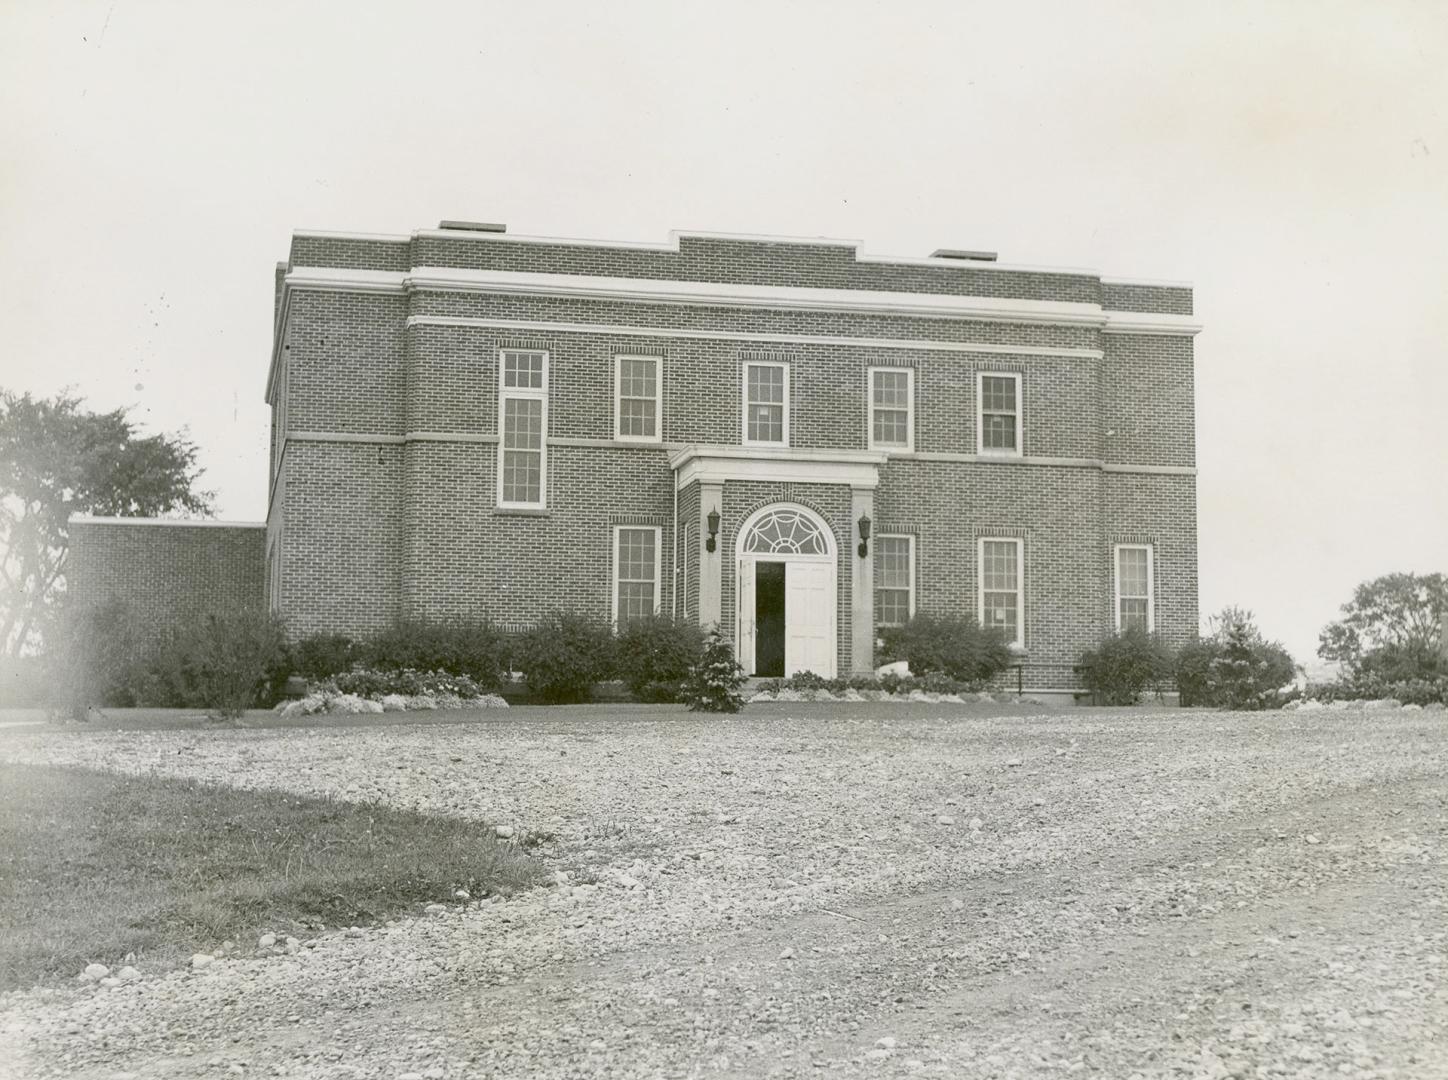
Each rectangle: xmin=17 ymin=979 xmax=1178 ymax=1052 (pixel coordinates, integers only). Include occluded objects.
xmin=437 ymin=220 xmax=507 ymax=233
xmin=931 ymin=248 xmax=997 ymax=262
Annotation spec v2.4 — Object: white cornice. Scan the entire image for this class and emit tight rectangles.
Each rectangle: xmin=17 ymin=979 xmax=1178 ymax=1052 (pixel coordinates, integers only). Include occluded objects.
xmin=70 ymin=515 xmax=265 ymax=529
xmin=285 ymin=267 xmax=407 ymax=294
xmin=405 ymin=315 xmax=1105 ymax=359
xmin=293 ymin=229 xmax=411 ymax=244
xmin=1101 ymin=274 xmax=1194 ymax=289
xmin=670 ymin=445 xmax=888 ymax=491
xmin=1101 ymin=313 xmax=1203 ymax=336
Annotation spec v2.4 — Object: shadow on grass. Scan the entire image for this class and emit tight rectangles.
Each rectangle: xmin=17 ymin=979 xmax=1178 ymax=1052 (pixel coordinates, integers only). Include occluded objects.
xmin=0 ymin=763 xmax=542 ymax=990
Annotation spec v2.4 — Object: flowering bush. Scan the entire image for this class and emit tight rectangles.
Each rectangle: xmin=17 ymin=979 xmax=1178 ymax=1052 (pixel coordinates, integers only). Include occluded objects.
xmin=319 ymin=667 xmax=483 ymax=699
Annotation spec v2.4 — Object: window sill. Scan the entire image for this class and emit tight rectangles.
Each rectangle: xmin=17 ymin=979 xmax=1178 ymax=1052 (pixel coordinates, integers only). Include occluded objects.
xmin=495 ymin=506 xmax=551 ymax=517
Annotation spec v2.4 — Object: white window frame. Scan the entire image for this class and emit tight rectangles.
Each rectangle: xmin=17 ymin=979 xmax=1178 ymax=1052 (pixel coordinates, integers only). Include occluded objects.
xmin=874 ymin=533 xmax=916 ymax=627
xmin=1113 ymin=543 xmax=1156 ymax=633
xmin=867 ymin=366 xmax=915 ymax=452
xmin=977 ymin=536 xmax=1025 ymax=647
xmin=976 ymin=371 xmax=1023 ymax=458
xmin=496 ymin=349 xmax=549 ymax=510
xmin=614 ymin=354 xmax=663 ymax=443
xmin=612 ymin=524 xmax=663 ymax=625
xmin=742 ymin=360 xmax=790 ymax=447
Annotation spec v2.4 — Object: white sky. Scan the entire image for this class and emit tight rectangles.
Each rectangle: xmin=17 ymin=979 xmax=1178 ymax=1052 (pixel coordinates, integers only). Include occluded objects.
xmin=2 ymin=0 xmax=1444 ymax=665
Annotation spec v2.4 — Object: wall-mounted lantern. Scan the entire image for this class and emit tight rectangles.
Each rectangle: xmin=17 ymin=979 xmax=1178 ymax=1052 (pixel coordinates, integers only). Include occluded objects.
xmin=706 ymin=508 xmax=720 ymax=552
xmin=857 ymin=514 xmax=872 ymax=558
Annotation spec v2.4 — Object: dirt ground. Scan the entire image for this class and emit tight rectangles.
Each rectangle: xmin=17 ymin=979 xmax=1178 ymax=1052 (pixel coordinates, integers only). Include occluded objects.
xmin=2 ymin=704 xmax=1445 ymax=1079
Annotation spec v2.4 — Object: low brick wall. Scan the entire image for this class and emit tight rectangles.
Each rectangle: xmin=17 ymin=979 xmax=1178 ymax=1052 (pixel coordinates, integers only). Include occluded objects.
xmin=67 ymin=516 xmax=266 ymax=633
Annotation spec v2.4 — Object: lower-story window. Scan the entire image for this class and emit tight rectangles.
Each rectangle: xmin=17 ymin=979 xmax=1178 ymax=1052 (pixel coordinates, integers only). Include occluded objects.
xmin=978 ymin=536 xmax=1024 ymax=646
xmin=1115 ymin=543 xmax=1155 ymax=633
xmin=874 ymin=534 xmax=915 ymax=627
xmin=613 ymin=525 xmax=661 ymax=625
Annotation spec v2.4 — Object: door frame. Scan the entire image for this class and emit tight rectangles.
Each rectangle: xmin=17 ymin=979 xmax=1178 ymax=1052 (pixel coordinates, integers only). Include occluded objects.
xmin=734 ymin=503 xmax=838 ymax=678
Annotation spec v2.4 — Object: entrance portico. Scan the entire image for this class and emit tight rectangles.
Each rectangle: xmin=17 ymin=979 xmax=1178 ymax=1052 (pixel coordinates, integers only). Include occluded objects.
xmin=671 ymin=445 xmax=886 ymax=677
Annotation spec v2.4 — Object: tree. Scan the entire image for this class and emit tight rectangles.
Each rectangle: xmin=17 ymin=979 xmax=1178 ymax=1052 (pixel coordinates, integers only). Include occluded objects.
xmin=1175 ymin=607 xmax=1297 ymax=709
xmin=0 ymin=390 xmax=213 ymax=656
xmin=1317 ymin=572 xmax=1447 ymax=681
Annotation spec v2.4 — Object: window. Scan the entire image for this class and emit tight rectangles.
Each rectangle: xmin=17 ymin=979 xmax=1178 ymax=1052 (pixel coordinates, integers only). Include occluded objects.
xmin=977 ymin=371 xmax=1022 ymax=456
xmin=743 ymin=361 xmax=789 ymax=446
xmin=979 ymin=537 xmax=1024 ymax=646
xmin=615 ymin=355 xmax=662 ymax=442
xmin=1115 ymin=544 xmax=1155 ymax=633
xmin=497 ymin=349 xmax=548 ymax=508
xmin=874 ymin=535 xmax=915 ymax=627
xmin=869 ymin=367 xmax=914 ymax=451
xmin=613 ymin=526 xmax=661 ymax=625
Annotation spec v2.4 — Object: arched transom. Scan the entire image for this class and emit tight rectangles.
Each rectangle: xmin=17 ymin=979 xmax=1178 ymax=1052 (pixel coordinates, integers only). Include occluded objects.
xmin=741 ymin=508 xmax=830 ymax=556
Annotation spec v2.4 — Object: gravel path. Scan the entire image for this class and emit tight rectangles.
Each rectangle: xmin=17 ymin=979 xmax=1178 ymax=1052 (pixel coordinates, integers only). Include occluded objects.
xmin=2 ymin=705 xmax=1446 ymax=1079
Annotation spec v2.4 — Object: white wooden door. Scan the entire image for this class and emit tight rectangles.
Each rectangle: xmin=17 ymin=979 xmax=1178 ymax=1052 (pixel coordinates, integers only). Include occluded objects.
xmin=785 ymin=560 xmax=835 ymax=678
xmin=737 ymin=559 xmax=756 ymax=675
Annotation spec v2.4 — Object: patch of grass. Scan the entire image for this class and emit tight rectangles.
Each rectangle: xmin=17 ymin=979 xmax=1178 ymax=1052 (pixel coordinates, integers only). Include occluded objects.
xmin=0 ymin=763 xmax=543 ymax=990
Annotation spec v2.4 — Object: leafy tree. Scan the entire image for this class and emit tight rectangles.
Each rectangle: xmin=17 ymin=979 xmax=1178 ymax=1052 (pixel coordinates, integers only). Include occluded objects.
xmin=0 ymin=390 xmax=212 ymax=656
xmin=1318 ymin=572 xmax=1447 ymax=681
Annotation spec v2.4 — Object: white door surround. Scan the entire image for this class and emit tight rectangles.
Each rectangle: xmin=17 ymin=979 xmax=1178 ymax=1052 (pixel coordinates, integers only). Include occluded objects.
xmin=735 ymin=503 xmax=838 ymax=678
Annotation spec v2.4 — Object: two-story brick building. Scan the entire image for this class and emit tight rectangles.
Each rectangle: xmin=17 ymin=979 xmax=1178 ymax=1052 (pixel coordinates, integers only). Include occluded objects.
xmin=257 ymin=221 xmax=1200 ymax=697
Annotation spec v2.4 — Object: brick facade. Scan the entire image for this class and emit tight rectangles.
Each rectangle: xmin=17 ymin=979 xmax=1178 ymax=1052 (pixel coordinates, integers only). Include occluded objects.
xmin=265 ymin=226 xmax=1201 ymax=694
xmin=67 ymin=519 xmax=266 ymax=633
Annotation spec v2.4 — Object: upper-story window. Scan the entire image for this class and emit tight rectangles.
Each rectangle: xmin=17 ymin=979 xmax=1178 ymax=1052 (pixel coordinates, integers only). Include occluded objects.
xmin=615 ymin=355 xmax=662 ymax=442
xmin=874 ymin=534 xmax=915 ymax=627
xmin=498 ymin=349 xmax=548 ymax=508
xmin=743 ymin=361 xmax=789 ymax=446
xmin=868 ymin=367 xmax=914 ymax=451
xmin=979 ymin=536 xmax=1024 ymax=646
xmin=1115 ymin=543 xmax=1155 ymax=633
xmin=977 ymin=372 xmax=1022 ymax=456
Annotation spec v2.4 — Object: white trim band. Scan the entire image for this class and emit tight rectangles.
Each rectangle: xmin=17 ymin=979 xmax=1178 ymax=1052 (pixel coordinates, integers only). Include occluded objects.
xmin=70 ymin=515 xmax=265 ymax=529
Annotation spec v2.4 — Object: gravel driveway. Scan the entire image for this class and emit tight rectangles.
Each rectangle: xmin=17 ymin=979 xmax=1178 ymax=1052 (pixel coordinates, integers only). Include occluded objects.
xmin=2 ymin=704 xmax=1446 ymax=1079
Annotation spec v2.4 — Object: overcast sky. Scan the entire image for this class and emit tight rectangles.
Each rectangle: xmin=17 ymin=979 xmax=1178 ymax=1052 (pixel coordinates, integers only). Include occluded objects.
xmin=2 ymin=1 xmax=1444 ymax=665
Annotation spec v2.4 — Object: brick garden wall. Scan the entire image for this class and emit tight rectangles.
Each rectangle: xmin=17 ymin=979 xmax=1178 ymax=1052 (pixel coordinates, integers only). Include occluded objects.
xmin=67 ymin=520 xmax=266 ymax=635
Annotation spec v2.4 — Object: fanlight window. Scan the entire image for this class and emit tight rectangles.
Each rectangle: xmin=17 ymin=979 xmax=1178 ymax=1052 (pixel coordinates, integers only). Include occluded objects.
xmin=741 ymin=508 xmax=830 ymax=555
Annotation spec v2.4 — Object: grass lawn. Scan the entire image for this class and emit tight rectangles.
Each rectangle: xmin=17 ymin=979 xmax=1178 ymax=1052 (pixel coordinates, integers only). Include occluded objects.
xmin=0 ymin=763 xmax=542 ymax=990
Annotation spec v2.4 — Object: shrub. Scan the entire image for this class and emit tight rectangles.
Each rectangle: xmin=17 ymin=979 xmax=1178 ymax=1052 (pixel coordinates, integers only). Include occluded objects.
xmin=54 ymin=600 xmax=148 ymax=716
xmin=321 ymin=667 xmax=483 ymax=699
xmin=1078 ymin=628 xmax=1174 ymax=706
xmin=516 ymin=613 xmax=616 ymax=703
xmin=1176 ymin=608 xmax=1298 ymax=710
xmin=136 ymin=609 xmax=290 ymax=717
xmin=879 ymin=613 xmax=1013 ymax=688
xmin=361 ymin=619 xmax=507 ymax=689
xmin=291 ymin=633 xmax=360 ymax=681
xmin=1305 ymin=674 xmax=1448 ymax=706
xmin=682 ymin=630 xmax=747 ymax=713
xmin=614 ymin=616 xmax=705 ymax=702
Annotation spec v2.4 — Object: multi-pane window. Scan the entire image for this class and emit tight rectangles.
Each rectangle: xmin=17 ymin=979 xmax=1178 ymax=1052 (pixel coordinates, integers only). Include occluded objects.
xmin=977 ymin=372 xmax=1022 ymax=455
xmin=874 ymin=535 xmax=915 ymax=627
xmin=615 ymin=355 xmax=661 ymax=442
xmin=497 ymin=349 xmax=547 ymax=508
xmin=613 ymin=526 xmax=661 ymax=625
xmin=979 ymin=537 xmax=1024 ymax=646
xmin=1115 ymin=544 xmax=1154 ymax=633
xmin=869 ymin=367 xmax=914 ymax=451
xmin=743 ymin=362 xmax=788 ymax=445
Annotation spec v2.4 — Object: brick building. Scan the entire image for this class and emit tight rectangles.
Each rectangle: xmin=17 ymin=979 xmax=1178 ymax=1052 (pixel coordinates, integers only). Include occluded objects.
xmin=259 ymin=222 xmax=1200 ymax=698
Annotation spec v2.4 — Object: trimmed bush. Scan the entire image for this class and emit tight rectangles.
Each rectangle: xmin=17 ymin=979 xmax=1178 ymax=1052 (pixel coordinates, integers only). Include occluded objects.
xmin=614 ymin=616 xmax=705 ymax=702
xmin=516 ymin=613 xmax=616 ymax=703
xmin=879 ymin=613 xmax=1013 ymax=688
xmin=1078 ymin=628 xmax=1174 ymax=706
xmin=1303 ymin=674 xmax=1448 ymax=706
xmin=361 ymin=619 xmax=506 ymax=689
xmin=135 ymin=609 xmax=290 ymax=717
xmin=682 ymin=630 xmax=747 ymax=713
xmin=291 ymin=633 xmax=360 ymax=681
